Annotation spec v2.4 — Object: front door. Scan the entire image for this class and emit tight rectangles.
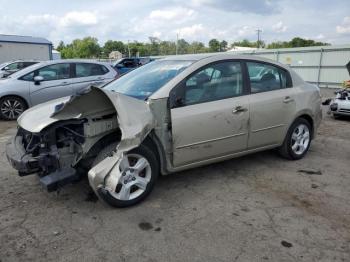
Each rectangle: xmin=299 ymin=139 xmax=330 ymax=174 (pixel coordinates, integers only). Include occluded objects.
xmin=170 ymin=60 xmax=250 ymax=167
xmin=29 ymin=63 xmax=73 ymax=106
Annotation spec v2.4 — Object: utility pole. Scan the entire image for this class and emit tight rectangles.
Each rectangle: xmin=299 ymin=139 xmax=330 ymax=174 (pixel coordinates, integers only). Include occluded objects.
xmin=127 ymin=40 xmax=131 ymax=57
xmin=256 ymin=29 xmax=262 ymax=49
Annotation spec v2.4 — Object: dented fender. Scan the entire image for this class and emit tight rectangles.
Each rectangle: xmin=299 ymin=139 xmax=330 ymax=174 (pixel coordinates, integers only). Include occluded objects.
xmin=51 ymin=87 xmax=155 ymax=194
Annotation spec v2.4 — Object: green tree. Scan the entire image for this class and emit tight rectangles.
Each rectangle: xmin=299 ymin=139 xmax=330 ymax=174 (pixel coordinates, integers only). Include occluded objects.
xmin=177 ymin=39 xmax=190 ymax=54
xmin=56 ymin=41 xmax=65 ymax=52
xmin=74 ymin=37 xmax=101 ymax=58
xmin=159 ymin=41 xmax=176 ymax=55
xmin=103 ymin=40 xmax=125 ymax=57
xmin=231 ymin=39 xmax=265 ymax=48
xmin=220 ymin=40 xmax=228 ymax=51
xmin=190 ymin=41 xmax=208 ymax=54
xmin=267 ymin=37 xmax=329 ymax=49
xmin=208 ymin=39 xmax=220 ymax=52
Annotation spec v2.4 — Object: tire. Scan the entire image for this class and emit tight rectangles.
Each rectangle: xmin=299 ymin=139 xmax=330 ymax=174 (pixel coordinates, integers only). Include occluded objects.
xmin=92 ymin=142 xmax=159 ymax=207
xmin=333 ymin=113 xmax=341 ymax=120
xmin=0 ymin=96 xmax=27 ymax=120
xmin=278 ymin=118 xmax=312 ymax=160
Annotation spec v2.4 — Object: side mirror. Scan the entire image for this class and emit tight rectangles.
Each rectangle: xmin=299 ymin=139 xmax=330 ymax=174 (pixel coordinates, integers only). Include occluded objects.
xmin=116 ymin=64 xmax=123 ymax=68
xmin=3 ymin=66 xmax=9 ymax=71
xmin=34 ymin=75 xmax=44 ymax=85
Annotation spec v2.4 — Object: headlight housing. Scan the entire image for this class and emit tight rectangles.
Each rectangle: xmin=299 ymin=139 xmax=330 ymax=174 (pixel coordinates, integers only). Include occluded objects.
xmin=330 ymin=103 xmax=338 ymax=111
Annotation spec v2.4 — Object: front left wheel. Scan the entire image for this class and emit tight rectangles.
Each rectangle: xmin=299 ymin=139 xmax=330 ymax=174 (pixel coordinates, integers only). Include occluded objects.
xmin=0 ymin=96 xmax=27 ymax=120
xmin=92 ymin=142 xmax=159 ymax=207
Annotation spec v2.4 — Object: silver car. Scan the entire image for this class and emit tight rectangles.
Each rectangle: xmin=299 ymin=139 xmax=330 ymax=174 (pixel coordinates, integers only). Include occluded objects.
xmin=0 ymin=60 xmax=117 ymax=120
xmin=6 ymin=54 xmax=322 ymax=207
xmin=0 ymin=60 xmax=39 ymax=79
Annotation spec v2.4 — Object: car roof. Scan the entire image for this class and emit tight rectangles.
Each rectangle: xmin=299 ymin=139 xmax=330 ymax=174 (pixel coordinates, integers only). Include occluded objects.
xmin=159 ymin=53 xmax=291 ymax=70
xmin=9 ymin=59 xmax=112 ymax=78
xmin=0 ymin=60 xmax=39 ymax=68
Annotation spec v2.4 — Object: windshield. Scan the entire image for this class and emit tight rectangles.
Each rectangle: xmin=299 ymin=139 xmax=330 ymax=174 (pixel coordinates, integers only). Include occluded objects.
xmin=0 ymin=62 xmax=9 ymax=70
xmin=104 ymin=60 xmax=194 ymax=99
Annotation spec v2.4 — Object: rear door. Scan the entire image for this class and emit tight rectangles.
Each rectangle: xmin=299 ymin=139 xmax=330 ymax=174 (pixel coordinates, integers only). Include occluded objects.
xmin=28 ymin=63 xmax=73 ymax=105
xmin=70 ymin=63 xmax=113 ymax=93
xmin=246 ymin=61 xmax=296 ymax=149
xmin=170 ymin=60 xmax=250 ymax=167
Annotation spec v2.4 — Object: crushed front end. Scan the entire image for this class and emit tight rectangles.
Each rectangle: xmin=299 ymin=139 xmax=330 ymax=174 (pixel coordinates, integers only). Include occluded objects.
xmin=6 ymin=119 xmax=87 ymax=191
xmin=5 ymin=87 xmax=155 ymax=196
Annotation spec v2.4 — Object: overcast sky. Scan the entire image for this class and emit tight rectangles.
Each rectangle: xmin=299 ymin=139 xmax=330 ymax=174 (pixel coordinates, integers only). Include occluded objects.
xmin=0 ymin=0 xmax=349 ymax=46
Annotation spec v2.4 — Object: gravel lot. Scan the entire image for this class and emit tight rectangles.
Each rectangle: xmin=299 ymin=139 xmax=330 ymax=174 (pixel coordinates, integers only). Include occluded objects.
xmin=0 ymin=89 xmax=349 ymax=262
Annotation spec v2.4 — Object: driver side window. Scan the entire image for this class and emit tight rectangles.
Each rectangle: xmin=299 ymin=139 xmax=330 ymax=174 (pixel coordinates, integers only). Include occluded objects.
xmin=184 ymin=61 xmax=243 ymax=105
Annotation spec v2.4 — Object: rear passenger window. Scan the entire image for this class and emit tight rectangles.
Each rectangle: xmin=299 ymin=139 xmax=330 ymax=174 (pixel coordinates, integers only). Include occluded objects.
xmin=75 ymin=63 xmax=108 ymax=77
xmin=184 ymin=61 xmax=243 ymax=105
xmin=247 ymin=62 xmax=290 ymax=93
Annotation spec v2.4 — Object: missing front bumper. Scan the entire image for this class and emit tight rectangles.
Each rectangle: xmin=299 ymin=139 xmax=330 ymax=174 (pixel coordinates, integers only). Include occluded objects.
xmin=6 ymin=136 xmax=40 ymax=176
xmin=6 ymin=136 xmax=80 ymax=191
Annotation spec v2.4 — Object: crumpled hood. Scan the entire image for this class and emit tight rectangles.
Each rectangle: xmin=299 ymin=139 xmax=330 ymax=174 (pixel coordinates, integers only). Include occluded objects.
xmin=18 ymin=96 xmax=71 ymax=133
xmin=18 ymin=87 xmax=155 ymax=140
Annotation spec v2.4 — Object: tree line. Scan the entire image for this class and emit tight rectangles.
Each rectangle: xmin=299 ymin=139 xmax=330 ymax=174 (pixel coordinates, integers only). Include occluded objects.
xmin=56 ymin=36 xmax=329 ymax=59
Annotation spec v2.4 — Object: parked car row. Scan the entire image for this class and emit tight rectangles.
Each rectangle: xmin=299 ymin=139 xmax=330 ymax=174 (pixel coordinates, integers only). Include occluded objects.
xmin=6 ymin=54 xmax=322 ymax=207
xmin=0 ymin=60 xmax=118 ymax=120
xmin=0 ymin=60 xmax=39 ymax=78
xmin=0 ymin=57 xmax=154 ymax=120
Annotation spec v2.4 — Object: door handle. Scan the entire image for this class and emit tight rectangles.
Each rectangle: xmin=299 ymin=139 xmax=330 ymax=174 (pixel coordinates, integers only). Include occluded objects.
xmin=283 ymin=96 xmax=294 ymax=103
xmin=61 ymin=81 xmax=69 ymax=86
xmin=232 ymin=106 xmax=248 ymax=114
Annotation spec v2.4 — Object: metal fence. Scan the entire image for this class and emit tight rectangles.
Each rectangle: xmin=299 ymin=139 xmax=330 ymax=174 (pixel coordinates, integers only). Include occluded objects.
xmin=230 ymin=44 xmax=350 ymax=88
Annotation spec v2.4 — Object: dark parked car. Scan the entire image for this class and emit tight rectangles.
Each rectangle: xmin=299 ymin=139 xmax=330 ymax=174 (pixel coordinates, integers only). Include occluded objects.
xmin=113 ymin=57 xmax=153 ymax=75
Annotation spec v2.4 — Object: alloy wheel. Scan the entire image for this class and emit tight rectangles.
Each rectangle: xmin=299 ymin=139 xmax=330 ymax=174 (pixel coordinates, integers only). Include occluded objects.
xmin=291 ymin=124 xmax=310 ymax=155
xmin=0 ymin=98 xmax=25 ymax=120
xmin=109 ymin=153 xmax=152 ymax=201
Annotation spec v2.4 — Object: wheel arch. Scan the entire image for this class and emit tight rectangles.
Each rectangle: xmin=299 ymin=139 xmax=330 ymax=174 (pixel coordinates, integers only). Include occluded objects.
xmin=142 ymin=131 xmax=169 ymax=175
xmin=0 ymin=94 xmax=30 ymax=109
xmin=297 ymin=114 xmax=314 ymax=138
xmin=288 ymin=111 xmax=315 ymax=139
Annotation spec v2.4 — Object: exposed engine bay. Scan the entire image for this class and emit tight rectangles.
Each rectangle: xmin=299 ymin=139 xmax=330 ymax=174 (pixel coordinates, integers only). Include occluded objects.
xmin=6 ymin=87 xmax=155 ymax=193
xmin=8 ymin=113 xmax=119 ymax=191
xmin=25 ymin=114 xmax=117 ymax=170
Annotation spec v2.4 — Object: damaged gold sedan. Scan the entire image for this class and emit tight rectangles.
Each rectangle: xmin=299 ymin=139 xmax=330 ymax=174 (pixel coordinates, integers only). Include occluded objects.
xmin=6 ymin=54 xmax=322 ymax=207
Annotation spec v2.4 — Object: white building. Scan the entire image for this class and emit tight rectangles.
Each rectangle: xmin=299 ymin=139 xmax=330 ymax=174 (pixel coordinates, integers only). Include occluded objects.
xmin=227 ymin=46 xmax=259 ymax=52
xmin=0 ymin=34 xmax=53 ymax=63
xmin=109 ymin=51 xmax=123 ymax=60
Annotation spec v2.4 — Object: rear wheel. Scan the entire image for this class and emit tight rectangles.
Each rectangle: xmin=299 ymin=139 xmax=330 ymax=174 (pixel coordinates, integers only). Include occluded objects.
xmin=278 ymin=118 xmax=312 ymax=160
xmin=0 ymin=96 xmax=27 ymax=120
xmin=92 ymin=143 xmax=159 ymax=207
